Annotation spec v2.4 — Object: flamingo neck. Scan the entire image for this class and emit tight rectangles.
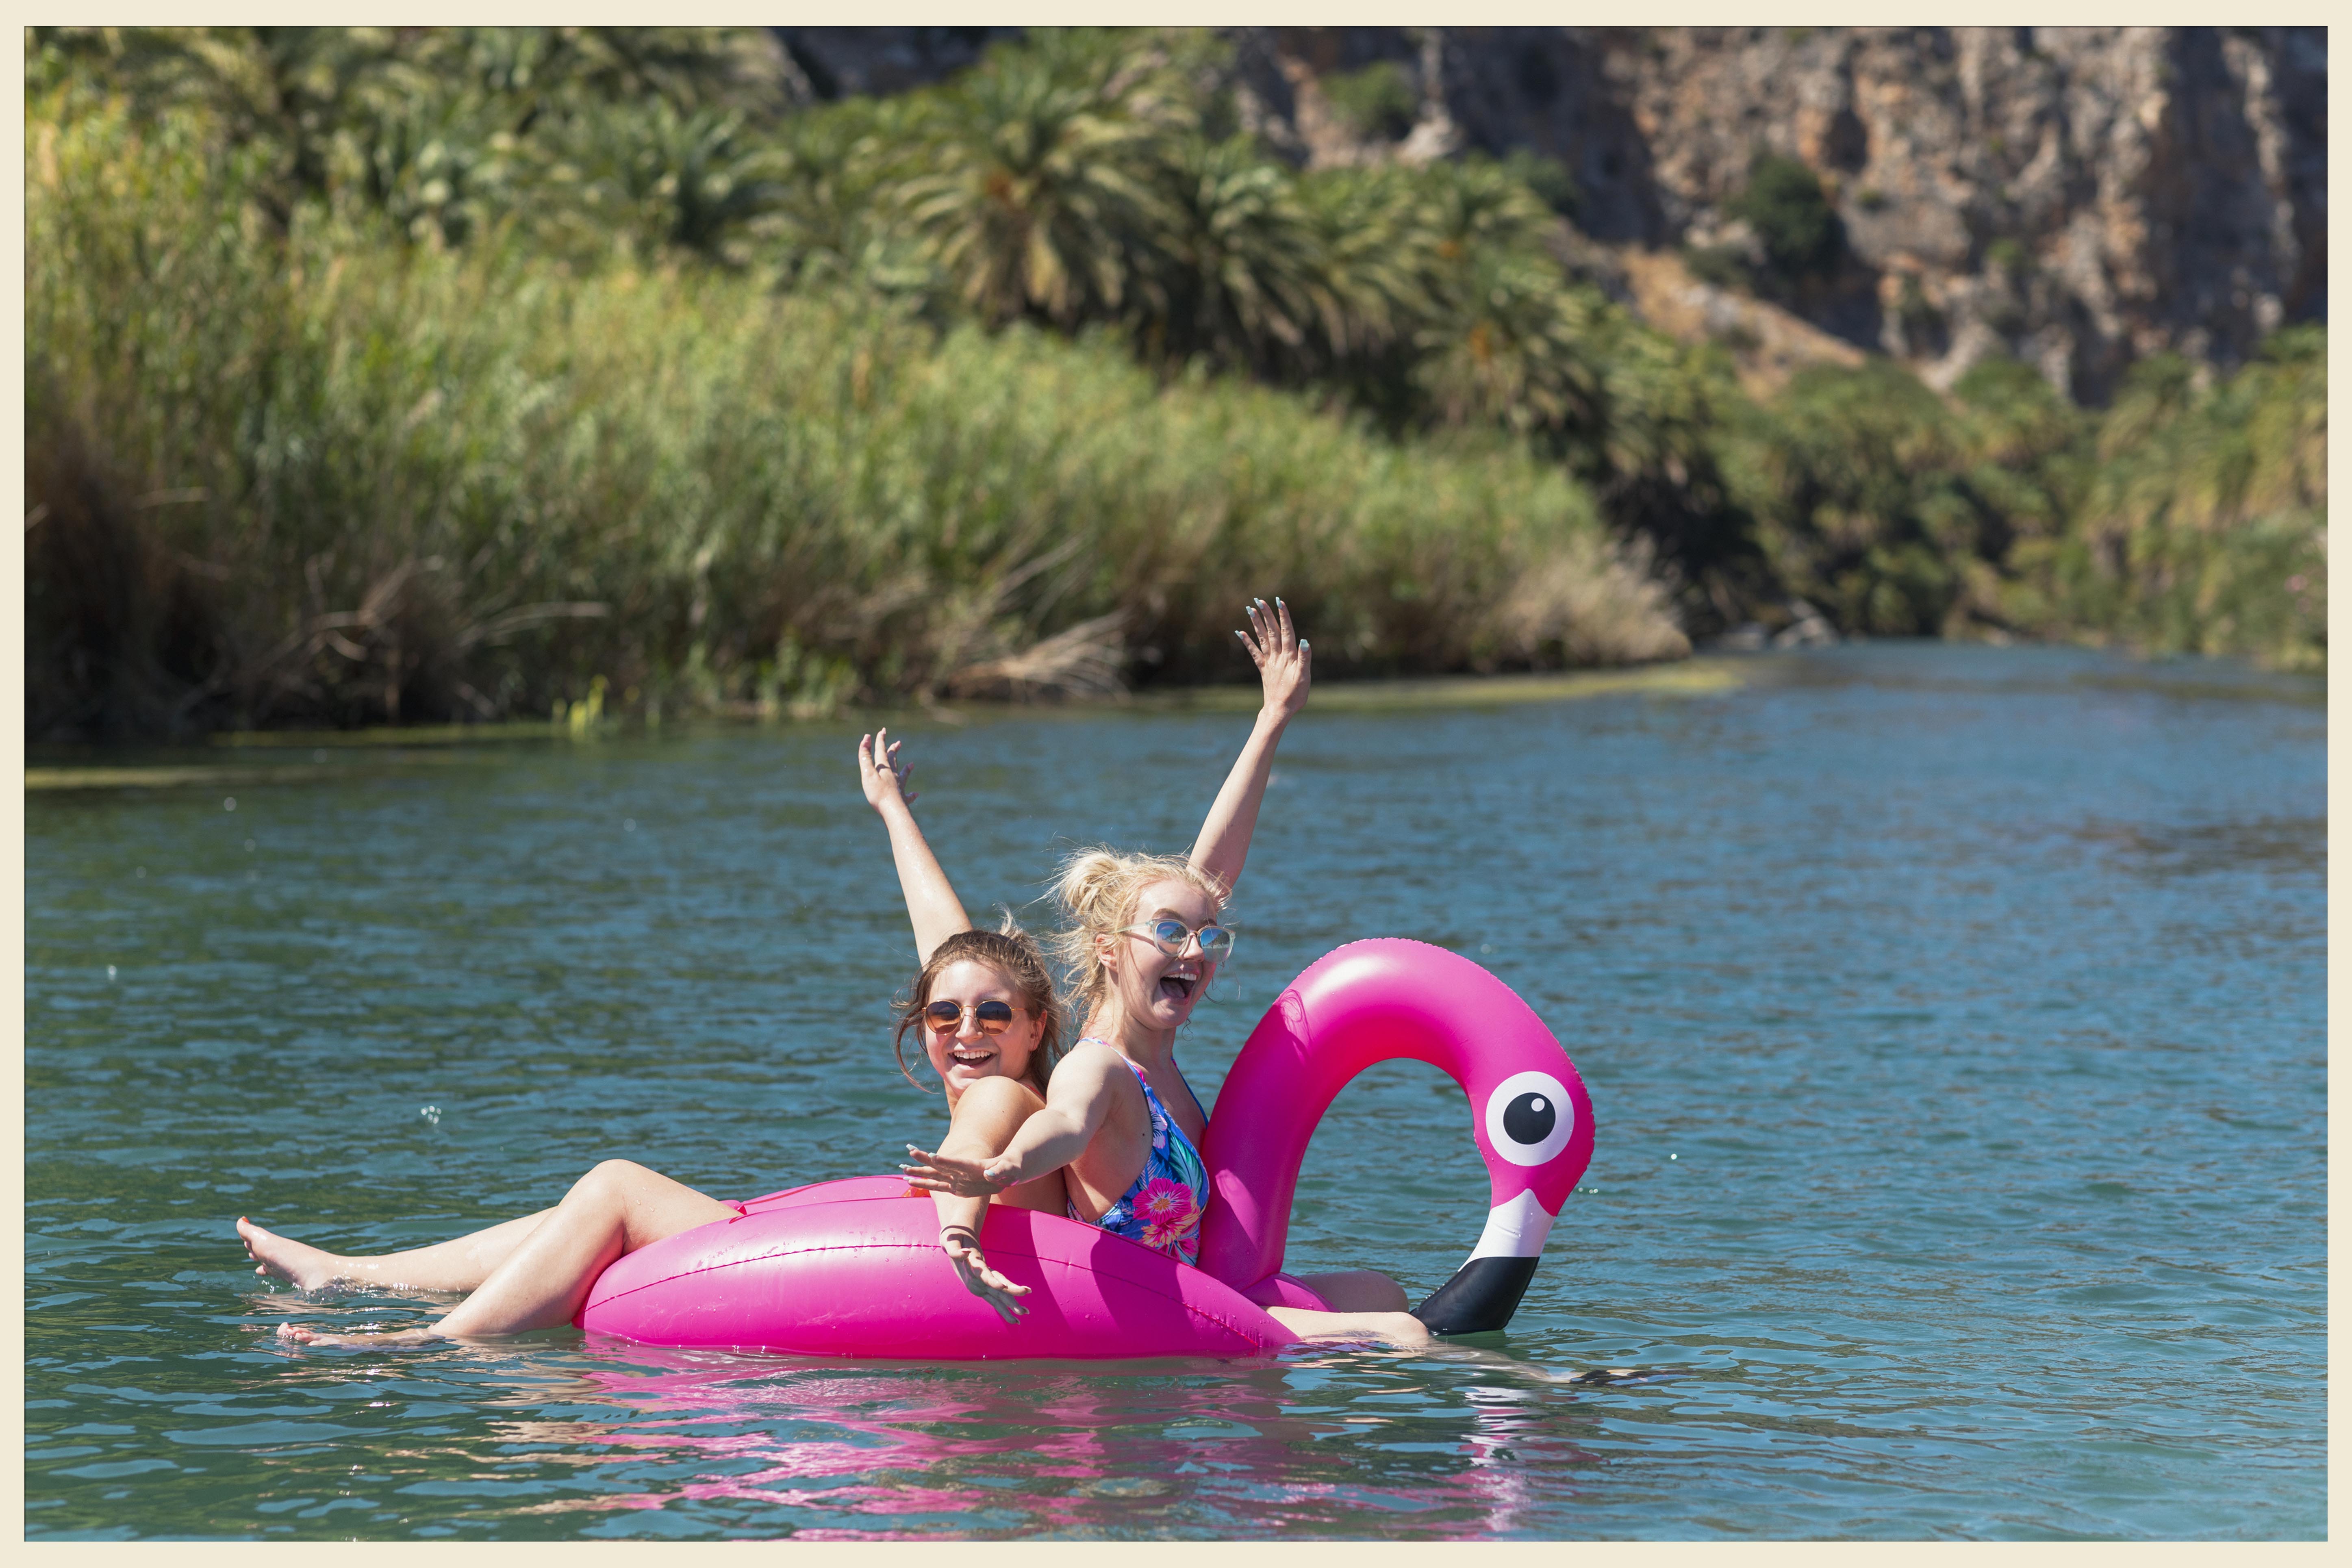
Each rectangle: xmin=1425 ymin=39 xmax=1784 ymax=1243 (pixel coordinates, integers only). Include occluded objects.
xmin=1196 ymin=986 xmax=1442 ymax=1288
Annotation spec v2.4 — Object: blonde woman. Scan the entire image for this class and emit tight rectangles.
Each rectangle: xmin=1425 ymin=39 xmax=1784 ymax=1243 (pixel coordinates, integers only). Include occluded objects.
xmin=881 ymin=599 xmax=1429 ymax=1345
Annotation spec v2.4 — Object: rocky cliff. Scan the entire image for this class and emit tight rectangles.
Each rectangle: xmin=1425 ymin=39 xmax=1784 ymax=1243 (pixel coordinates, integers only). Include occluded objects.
xmin=776 ymin=25 xmax=2326 ymax=404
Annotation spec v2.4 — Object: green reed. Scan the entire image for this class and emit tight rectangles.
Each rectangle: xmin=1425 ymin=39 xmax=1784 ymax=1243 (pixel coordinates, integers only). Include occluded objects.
xmin=26 ymin=97 xmax=1683 ymax=737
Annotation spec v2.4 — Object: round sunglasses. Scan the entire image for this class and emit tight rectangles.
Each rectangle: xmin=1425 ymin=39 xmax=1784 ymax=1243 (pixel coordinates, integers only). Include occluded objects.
xmin=1121 ymin=917 xmax=1235 ymax=961
xmin=923 ymin=999 xmax=1023 ymax=1035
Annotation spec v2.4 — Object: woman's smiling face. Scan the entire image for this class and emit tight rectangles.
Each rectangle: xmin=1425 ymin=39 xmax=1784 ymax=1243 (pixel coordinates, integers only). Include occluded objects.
xmin=921 ymin=959 xmax=1044 ymax=1096
xmin=1099 ymin=877 xmax=1224 ymax=1031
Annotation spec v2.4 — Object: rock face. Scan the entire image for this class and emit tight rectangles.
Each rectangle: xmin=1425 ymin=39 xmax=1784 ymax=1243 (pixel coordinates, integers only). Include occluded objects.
xmin=1384 ymin=26 xmax=2326 ymax=401
xmin=773 ymin=26 xmax=1017 ymax=100
xmin=777 ymin=25 xmax=2324 ymax=404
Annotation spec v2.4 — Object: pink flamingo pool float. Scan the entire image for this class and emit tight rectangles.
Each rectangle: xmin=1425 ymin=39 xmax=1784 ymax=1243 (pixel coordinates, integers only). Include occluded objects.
xmin=577 ymin=939 xmax=1595 ymax=1357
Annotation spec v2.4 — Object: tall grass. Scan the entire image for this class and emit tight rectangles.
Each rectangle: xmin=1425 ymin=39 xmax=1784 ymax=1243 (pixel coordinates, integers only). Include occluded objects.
xmin=26 ymin=99 xmax=1684 ymax=738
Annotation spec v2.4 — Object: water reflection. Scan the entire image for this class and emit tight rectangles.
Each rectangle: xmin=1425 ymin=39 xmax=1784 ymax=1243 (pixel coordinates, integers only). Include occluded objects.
xmin=245 ymin=1340 xmax=1616 ymax=1538
xmin=2065 ymin=816 xmax=2324 ymax=879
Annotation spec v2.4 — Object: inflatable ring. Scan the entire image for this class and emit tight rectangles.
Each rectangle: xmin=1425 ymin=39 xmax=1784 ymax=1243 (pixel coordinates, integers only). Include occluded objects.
xmin=576 ymin=940 xmax=1594 ymax=1357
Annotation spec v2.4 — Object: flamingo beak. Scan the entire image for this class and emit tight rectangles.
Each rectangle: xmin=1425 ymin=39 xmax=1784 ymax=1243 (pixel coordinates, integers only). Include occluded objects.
xmin=1410 ymin=1189 xmax=1560 ymax=1335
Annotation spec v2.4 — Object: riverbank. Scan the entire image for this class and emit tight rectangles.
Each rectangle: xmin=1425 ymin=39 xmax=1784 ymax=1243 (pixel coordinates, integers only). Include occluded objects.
xmin=25 ymin=660 xmax=1744 ymax=789
xmin=32 ymin=643 xmax=2323 ymax=793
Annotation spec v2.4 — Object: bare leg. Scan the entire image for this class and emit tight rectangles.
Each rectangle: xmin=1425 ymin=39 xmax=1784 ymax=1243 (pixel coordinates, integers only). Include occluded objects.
xmin=1267 ymin=1306 xmax=1432 ymax=1347
xmin=1293 ymin=1268 xmax=1409 ymax=1313
xmin=277 ymin=1161 xmax=734 ymax=1346
xmin=239 ymin=1210 xmax=556 ymax=1294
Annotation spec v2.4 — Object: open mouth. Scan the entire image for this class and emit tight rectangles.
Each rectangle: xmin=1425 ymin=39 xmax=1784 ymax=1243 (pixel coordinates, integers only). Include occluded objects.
xmin=946 ymin=1046 xmax=997 ymax=1070
xmin=1156 ymin=969 xmax=1201 ymax=1004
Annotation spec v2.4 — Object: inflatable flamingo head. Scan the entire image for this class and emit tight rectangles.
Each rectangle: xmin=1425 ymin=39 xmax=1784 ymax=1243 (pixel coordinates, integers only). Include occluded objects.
xmin=1197 ymin=939 xmax=1595 ymax=1335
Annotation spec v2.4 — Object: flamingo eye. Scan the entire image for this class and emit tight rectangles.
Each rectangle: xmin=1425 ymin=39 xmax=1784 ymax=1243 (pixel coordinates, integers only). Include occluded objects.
xmin=1483 ymin=1070 xmax=1575 ymax=1167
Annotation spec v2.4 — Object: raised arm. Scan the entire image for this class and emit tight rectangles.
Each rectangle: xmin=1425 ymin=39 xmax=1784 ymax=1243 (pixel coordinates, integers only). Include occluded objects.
xmin=857 ymin=728 xmax=972 ymax=963
xmin=1188 ymin=595 xmax=1311 ymax=897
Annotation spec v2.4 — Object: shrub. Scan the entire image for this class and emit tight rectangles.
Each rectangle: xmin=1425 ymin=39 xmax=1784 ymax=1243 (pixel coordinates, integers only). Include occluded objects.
xmin=1499 ymin=148 xmax=1579 ymax=217
xmin=1724 ymin=152 xmax=1842 ymax=284
xmin=1684 ymin=245 xmax=1751 ymax=293
xmin=1984 ymin=236 xmax=2028 ymax=275
xmin=1319 ymin=60 xmax=1418 ymax=143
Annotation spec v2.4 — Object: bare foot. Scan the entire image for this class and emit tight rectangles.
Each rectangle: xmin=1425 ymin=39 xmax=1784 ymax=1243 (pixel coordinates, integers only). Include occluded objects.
xmin=277 ymin=1322 xmax=442 ymax=1349
xmin=237 ymin=1216 xmax=353 ymax=1292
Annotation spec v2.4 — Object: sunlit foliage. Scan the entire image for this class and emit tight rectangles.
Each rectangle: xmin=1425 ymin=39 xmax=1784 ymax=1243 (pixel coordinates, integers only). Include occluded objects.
xmin=23 ymin=24 xmax=2326 ymax=739
xmin=25 ymin=90 xmax=1681 ymax=737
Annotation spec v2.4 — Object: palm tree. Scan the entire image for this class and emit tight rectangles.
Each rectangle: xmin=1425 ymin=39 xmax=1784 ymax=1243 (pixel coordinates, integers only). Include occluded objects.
xmin=1722 ymin=360 xmax=1983 ymax=636
xmin=1408 ymin=155 xmax=1561 ymax=266
xmin=332 ymin=65 xmax=530 ymax=248
xmin=1577 ymin=321 xmax=1766 ymax=629
xmin=514 ymin=94 xmax=791 ymax=264
xmin=767 ymin=97 xmax=931 ymax=292
xmin=1411 ymin=247 xmax=1603 ymax=439
xmin=1148 ymin=134 xmax=1333 ymax=374
xmin=2076 ymin=326 xmax=2324 ymax=548
xmin=452 ymin=26 xmax=793 ymax=122
xmin=46 ymin=26 xmax=403 ymax=224
xmin=1293 ymin=165 xmax=1428 ymax=366
xmin=897 ymin=29 xmax=1186 ymax=327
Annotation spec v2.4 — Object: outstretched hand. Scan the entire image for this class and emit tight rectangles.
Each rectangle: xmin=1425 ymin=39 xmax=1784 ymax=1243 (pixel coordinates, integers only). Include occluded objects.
xmin=901 ymin=1144 xmax=1016 ymax=1198
xmin=936 ymin=1222 xmax=1030 ymax=1326
xmin=1238 ymin=596 xmax=1310 ymax=722
xmin=857 ymin=728 xmax=917 ymax=812
xmin=940 ymin=1228 xmax=1032 ymax=1325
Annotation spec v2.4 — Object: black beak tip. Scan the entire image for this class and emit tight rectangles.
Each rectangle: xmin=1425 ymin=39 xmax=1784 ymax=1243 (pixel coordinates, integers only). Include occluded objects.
xmin=1410 ymin=1255 xmax=1540 ymax=1336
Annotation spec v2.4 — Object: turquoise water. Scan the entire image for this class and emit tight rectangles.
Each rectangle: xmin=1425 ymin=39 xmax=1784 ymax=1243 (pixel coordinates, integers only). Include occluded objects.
xmin=24 ymin=644 xmax=2326 ymax=1539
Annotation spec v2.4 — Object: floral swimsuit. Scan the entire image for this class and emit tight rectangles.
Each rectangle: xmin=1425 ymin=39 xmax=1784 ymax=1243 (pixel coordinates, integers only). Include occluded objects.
xmin=1071 ymin=1046 xmax=1210 ymax=1264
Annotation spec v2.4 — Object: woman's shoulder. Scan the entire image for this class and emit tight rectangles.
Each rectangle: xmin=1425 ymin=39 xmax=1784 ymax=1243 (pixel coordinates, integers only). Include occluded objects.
xmin=955 ymin=1073 xmax=1048 ymax=1113
xmin=1059 ymin=1037 xmax=1127 ymax=1071
xmin=1054 ymin=1038 xmax=1142 ymax=1094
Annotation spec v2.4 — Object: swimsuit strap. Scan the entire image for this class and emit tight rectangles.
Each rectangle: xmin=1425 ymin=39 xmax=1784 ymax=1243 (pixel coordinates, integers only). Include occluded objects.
xmin=1072 ymin=1038 xmax=1206 ymax=1142
xmin=1131 ymin=1062 xmax=1205 ymax=1153
xmin=1170 ymin=1064 xmax=1209 ymax=1136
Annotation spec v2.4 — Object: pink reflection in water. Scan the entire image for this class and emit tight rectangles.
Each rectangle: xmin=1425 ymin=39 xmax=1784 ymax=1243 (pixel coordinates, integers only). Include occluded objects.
xmin=474 ymin=1342 xmax=1596 ymax=1537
